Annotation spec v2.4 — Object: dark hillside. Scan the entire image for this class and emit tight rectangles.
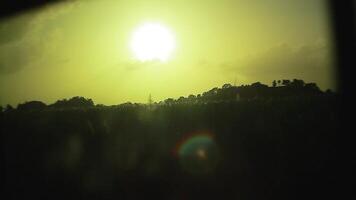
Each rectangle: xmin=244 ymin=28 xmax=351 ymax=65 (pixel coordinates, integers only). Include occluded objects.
xmin=1 ymin=81 xmax=339 ymax=200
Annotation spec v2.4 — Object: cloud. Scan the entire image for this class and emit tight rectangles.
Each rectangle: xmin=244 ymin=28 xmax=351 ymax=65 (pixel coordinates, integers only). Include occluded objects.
xmin=221 ymin=41 xmax=334 ymax=88
xmin=0 ymin=13 xmax=34 ymax=45
xmin=0 ymin=1 xmax=81 ymax=74
xmin=0 ymin=38 xmax=38 ymax=74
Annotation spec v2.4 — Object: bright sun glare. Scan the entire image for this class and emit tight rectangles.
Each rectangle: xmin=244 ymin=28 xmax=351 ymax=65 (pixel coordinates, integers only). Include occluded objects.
xmin=130 ymin=22 xmax=176 ymax=62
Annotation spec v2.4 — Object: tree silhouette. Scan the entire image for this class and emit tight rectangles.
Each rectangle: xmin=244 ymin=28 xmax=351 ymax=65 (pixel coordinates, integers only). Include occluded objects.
xmin=51 ymin=96 xmax=94 ymax=108
xmin=282 ymin=79 xmax=291 ymax=86
xmin=17 ymin=101 xmax=46 ymax=111
xmin=4 ymin=104 xmax=14 ymax=112
xmin=305 ymin=82 xmax=319 ymax=91
xmin=222 ymin=83 xmax=232 ymax=89
xmin=290 ymin=79 xmax=305 ymax=88
xmin=164 ymin=98 xmax=174 ymax=106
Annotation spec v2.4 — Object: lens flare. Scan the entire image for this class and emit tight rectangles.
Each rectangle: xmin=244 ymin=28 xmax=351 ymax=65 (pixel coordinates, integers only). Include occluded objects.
xmin=173 ymin=131 xmax=219 ymax=175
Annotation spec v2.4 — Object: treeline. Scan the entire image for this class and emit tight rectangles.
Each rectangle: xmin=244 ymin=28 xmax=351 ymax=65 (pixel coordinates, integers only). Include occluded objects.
xmin=1 ymin=79 xmax=334 ymax=112
xmin=161 ymin=79 xmax=330 ymax=106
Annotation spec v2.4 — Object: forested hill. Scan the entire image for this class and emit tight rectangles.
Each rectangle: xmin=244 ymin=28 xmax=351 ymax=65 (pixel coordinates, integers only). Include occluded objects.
xmin=1 ymin=79 xmax=334 ymax=111
xmin=1 ymin=79 xmax=338 ymax=200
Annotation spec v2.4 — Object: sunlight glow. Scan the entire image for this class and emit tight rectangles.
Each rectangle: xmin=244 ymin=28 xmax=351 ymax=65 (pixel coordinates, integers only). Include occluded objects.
xmin=130 ymin=22 xmax=176 ymax=62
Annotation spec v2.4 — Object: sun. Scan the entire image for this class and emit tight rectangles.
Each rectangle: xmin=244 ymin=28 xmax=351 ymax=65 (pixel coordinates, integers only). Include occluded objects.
xmin=130 ymin=22 xmax=176 ymax=62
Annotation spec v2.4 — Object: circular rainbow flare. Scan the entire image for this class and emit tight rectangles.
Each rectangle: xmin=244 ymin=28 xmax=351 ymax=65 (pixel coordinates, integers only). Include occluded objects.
xmin=173 ymin=131 xmax=220 ymax=175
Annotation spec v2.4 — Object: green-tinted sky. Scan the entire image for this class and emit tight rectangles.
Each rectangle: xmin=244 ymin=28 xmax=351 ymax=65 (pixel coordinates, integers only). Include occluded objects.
xmin=0 ymin=0 xmax=336 ymax=106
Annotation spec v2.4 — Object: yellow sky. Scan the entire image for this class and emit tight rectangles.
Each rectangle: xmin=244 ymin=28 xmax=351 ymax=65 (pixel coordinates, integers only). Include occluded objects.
xmin=0 ymin=0 xmax=336 ymax=106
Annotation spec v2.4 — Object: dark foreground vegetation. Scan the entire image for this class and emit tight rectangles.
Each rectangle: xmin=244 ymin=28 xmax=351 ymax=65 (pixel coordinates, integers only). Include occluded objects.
xmin=1 ymin=80 xmax=339 ymax=200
